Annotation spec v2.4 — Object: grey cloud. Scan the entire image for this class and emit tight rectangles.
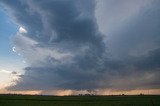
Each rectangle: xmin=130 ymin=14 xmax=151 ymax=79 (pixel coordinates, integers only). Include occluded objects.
xmin=98 ymin=0 xmax=160 ymax=59
xmin=134 ymin=48 xmax=160 ymax=71
xmin=1 ymin=0 xmax=107 ymax=91
xmin=11 ymin=71 xmax=17 ymax=75
xmin=0 ymin=0 xmax=160 ymax=92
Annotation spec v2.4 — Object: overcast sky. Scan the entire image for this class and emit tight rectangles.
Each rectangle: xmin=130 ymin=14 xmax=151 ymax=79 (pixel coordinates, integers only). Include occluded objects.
xmin=0 ymin=0 xmax=160 ymax=95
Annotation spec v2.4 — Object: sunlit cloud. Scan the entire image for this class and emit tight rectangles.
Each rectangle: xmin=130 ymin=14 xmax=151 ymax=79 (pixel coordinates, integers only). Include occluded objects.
xmin=19 ymin=27 xmax=27 ymax=34
xmin=12 ymin=47 xmax=16 ymax=52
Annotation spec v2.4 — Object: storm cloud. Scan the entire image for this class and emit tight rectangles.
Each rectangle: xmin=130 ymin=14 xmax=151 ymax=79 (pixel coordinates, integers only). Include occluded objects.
xmin=0 ymin=0 xmax=160 ymax=92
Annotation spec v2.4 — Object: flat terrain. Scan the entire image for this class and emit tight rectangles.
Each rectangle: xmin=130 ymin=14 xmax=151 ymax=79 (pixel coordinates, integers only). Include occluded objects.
xmin=0 ymin=94 xmax=160 ymax=106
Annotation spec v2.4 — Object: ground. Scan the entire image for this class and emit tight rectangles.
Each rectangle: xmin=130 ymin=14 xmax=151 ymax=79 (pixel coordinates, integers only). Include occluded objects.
xmin=0 ymin=94 xmax=160 ymax=106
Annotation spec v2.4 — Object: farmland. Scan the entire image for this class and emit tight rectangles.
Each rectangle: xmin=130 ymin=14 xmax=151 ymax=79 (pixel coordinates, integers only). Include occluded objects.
xmin=0 ymin=94 xmax=160 ymax=106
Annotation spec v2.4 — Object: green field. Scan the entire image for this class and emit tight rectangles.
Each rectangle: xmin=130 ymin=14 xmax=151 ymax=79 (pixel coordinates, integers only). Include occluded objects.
xmin=0 ymin=94 xmax=160 ymax=106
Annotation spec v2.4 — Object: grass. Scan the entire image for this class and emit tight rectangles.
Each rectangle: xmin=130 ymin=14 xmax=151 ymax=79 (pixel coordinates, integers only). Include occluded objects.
xmin=0 ymin=94 xmax=160 ymax=106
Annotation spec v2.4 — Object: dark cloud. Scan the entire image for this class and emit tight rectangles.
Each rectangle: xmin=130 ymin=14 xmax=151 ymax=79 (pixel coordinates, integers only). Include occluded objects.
xmin=0 ymin=0 xmax=160 ymax=92
xmin=134 ymin=48 xmax=160 ymax=71
xmin=11 ymin=71 xmax=17 ymax=75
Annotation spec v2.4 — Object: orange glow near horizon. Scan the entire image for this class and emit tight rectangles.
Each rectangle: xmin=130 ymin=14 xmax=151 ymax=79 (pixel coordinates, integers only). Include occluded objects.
xmin=0 ymin=89 xmax=41 ymax=95
xmin=0 ymin=88 xmax=160 ymax=96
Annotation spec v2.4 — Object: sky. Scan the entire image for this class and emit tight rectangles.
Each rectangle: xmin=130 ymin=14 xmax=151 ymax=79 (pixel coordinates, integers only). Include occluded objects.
xmin=0 ymin=0 xmax=160 ymax=95
xmin=0 ymin=6 xmax=25 ymax=91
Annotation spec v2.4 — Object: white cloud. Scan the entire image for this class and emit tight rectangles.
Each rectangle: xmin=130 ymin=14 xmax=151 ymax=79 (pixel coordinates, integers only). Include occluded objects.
xmin=19 ymin=27 xmax=27 ymax=34
xmin=12 ymin=47 xmax=16 ymax=52
xmin=0 ymin=69 xmax=11 ymax=74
